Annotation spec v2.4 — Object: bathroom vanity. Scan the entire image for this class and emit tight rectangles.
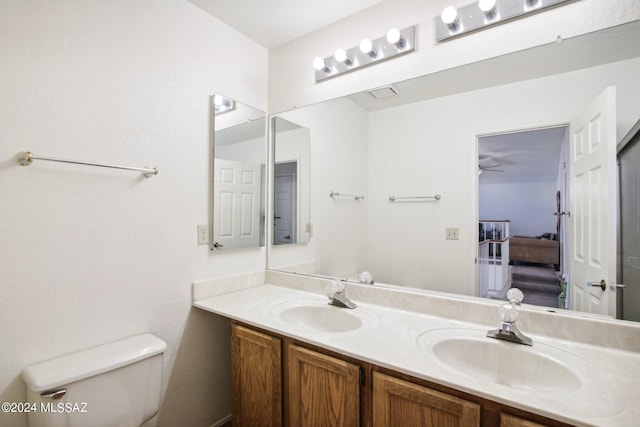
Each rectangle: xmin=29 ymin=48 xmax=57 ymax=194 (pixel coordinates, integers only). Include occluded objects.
xmin=193 ymin=271 xmax=640 ymax=427
xmin=230 ymin=322 xmax=562 ymax=426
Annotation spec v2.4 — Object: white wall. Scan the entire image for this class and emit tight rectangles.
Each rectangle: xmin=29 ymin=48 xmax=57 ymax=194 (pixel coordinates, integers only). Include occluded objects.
xmin=0 ymin=2 xmax=267 ymax=427
xmin=269 ymin=98 xmax=369 ymax=277
xmin=366 ymin=56 xmax=640 ymax=295
xmin=269 ymin=0 xmax=639 ymax=113
xmin=216 ymin=136 xmax=265 ymax=164
xmin=479 ymin=181 xmax=558 ymax=237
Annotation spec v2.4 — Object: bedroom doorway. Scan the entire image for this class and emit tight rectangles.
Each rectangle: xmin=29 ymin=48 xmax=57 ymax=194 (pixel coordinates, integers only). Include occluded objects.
xmin=477 ymin=126 xmax=568 ymax=308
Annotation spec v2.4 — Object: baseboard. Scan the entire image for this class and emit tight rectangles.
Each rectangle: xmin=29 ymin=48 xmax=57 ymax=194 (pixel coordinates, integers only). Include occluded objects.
xmin=210 ymin=414 xmax=232 ymax=427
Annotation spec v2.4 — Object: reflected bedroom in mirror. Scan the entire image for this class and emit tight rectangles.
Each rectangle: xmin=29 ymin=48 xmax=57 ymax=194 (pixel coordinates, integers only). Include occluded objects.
xmin=266 ymin=21 xmax=640 ymax=322
xmin=210 ymin=95 xmax=266 ymax=251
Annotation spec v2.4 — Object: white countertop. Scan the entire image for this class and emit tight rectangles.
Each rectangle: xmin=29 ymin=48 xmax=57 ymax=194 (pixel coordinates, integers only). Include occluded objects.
xmin=194 ymin=281 xmax=640 ymax=427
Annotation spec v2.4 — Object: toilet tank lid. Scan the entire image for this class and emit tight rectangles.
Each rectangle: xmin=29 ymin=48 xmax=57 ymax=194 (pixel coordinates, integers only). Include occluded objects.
xmin=23 ymin=333 xmax=166 ymax=392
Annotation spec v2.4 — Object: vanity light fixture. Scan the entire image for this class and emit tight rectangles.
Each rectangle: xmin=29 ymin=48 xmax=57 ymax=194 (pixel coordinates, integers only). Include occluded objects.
xmin=313 ymin=57 xmax=331 ymax=73
xmin=359 ymin=38 xmax=377 ymax=58
xmin=478 ymin=0 xmax=498 ymax=16
xmin=313 ymin=26 xmax=415 ymax=82
xmin=440 ymin=6 xmax=460 ymax=31
xmin=334 ymin=48 xmax=353 ymax=66
xmin=213 ymin=95 xmax=235 ymax=115
xmin=524 ymin=0 xmax=543 ymax=10
xmin=436 ymin=0 xmax=577 ymax=42
xmin=385 ymin=28 xmax=405 ymax=48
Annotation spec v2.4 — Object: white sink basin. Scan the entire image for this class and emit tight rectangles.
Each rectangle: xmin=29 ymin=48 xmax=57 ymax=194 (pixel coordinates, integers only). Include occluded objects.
xmin=279 ymin=305 xmax=362 ymax=332
xmin=416 ymin=329 xmax=584 ymax=393
xmin=271 ymin=299 xmax=378 ymax=333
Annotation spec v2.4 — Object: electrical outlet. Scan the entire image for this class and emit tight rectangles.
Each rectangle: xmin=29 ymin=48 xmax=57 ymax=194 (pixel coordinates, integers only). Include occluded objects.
xmin=197 ymin=224 xmax=209 ymax=245
xmin=445 ymin=227 xmax=459 ymax=240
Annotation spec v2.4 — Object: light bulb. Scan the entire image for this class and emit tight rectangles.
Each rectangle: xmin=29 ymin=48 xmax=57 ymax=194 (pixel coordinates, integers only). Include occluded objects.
xmin=479 ymin=0 xmax=496 ymax=13
xmin=359 ymin=38 xmax=378 ymax=58
xmin=213 ymin=95 xmax=224 ymax=106
xmin=313 ymin=56 xmax=327 ymax=71
xmin=334 ymin=48 xmax=350 ymax=64
xmin=359 ymin=38 xmax=373 ymax=54
xmin=386 ymin=28 xmax=401 ymax=45
xmin=441 ymin=6 xmax=458 ymax=26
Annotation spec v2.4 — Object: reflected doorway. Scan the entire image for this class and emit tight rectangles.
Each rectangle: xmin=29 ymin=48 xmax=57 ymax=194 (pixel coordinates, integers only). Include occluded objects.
xmin=274 ymin=161 xmax=297 ymax=245
xmin=477 ymin=126 xmax=568 ymax=307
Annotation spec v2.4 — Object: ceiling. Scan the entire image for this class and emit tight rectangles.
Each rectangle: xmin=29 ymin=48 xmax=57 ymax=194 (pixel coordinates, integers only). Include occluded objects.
xmin=187 ymin=0 xmax=384 ymax=49
xmin=478 ymin=127 xmax=568 ymax=184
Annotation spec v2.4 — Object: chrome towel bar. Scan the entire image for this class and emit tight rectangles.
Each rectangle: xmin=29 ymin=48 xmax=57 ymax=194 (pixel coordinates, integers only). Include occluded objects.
xmin=388 ymin=194 xmax=441 ymax=202
xmin=16 ymin=151 xmax=158 ymax=178
xmin=329 ymin=191 xmax=364 ymax=200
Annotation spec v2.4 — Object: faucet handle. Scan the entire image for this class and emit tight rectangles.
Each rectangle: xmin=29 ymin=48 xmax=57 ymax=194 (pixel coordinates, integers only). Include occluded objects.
xmin=498 ymin=302 xmax=519 ymax=323
xmin=332 ymin=279 xmax=346 ymax=295
xmin=499 ymin=288 xmax=524 ymax=323
xmin=506 ymin=288 xmax=524 ymax=305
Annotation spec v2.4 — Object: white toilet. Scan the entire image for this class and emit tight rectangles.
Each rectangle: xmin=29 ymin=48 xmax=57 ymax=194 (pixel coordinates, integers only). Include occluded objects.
xmin=22 ymin=333 xmax=166 ymax=427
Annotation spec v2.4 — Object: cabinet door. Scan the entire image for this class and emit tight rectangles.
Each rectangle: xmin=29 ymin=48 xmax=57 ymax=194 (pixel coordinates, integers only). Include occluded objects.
xmin=501 ymin=414 xmax=548 ymax=427
xmin=231 ymin=324 xmax=282 ymax=427
xmin=373 ymin=372 xmax=480 ymax=427
xmin=288 ymin=344 xmax=360 ymax=427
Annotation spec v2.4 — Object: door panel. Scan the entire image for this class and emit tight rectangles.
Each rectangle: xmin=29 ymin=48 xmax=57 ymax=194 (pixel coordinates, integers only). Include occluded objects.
xmin=214 ymin=159 xmax=261 ymax=250
xmin=569 ymin=87 xmax=617 ymax=316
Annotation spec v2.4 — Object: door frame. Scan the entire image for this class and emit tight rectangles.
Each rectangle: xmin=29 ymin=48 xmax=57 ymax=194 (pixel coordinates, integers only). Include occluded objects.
xmin=473 ymin=120 xmax=571 ymax=298
xmin=615 ymin=119 xmax=640 ymax=320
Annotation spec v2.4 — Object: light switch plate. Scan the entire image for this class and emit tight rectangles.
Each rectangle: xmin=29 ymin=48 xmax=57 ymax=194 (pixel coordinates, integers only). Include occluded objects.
xmin=445 ymin=227 xmax=459 ymax=240
xmin=197 ymin=224 xmax=209 ymax=245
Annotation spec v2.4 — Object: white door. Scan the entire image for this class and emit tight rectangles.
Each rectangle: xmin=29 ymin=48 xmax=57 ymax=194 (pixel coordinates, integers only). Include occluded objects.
xmin=274 ymin=174 xmax=295 ymax=245
xmin=569 ymin=86 xmax=617 ymax=316
xmin=213 ymin=159 xmax=261 ymax=250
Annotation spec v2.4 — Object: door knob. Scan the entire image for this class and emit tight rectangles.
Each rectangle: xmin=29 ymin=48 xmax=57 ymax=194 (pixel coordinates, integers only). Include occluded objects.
xmin=587 ymin=280 xmax=606 ymax=291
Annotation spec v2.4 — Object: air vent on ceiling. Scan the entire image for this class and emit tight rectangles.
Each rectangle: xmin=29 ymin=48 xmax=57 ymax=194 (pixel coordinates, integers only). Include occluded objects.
xmin=368 ymin=86 xmax=399 ymax=100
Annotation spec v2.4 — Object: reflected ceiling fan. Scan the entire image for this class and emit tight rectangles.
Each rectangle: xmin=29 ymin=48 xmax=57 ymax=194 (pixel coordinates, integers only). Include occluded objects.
xmin=479 ymin=152 xmax=521 ymax=165
xmin=478 ymin=164 xmax=504 ymax=175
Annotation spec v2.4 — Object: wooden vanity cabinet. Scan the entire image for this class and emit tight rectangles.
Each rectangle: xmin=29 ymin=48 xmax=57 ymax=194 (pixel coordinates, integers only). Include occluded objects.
xmin=501 ymin=414 xmax=548 ymax=427
xmin=287 ymin=345 xmax=361 ymax=427
xmin=231 ymin=324 xmax=282 ymax=427
xmin=231 ymin=322 xmax=572 ymax=427
xmin=372 ymin=372 xmax=480 ymax=426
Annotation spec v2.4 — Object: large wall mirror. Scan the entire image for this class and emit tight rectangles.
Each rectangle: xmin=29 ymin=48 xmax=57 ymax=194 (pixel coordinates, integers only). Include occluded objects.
xmin=267 ymin=21 xmax=640 ymax=321
xmin=210 ymin=95 xmax=266 ymax=251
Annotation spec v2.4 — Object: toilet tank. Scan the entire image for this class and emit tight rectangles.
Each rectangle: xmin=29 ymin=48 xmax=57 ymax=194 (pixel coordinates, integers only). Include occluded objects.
xmin=22 ymin=334 xmax=166 ymax=427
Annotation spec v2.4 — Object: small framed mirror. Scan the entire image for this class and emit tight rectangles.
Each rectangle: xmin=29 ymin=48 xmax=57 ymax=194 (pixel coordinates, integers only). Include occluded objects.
xmin=210 ymin=95 xmax=266 ymax=251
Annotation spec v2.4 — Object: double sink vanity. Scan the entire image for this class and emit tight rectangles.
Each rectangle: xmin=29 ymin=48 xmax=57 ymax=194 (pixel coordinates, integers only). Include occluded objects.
xmin=193 ymin=270 xmax=640 ymax=426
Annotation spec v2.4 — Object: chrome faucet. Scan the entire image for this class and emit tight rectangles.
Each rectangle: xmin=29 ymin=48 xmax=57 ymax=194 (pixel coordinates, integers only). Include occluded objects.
xmin=487 ymin=288 xmax=533 ymax=346
xmin=327 ymin=279 xmax=357 ymax=309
